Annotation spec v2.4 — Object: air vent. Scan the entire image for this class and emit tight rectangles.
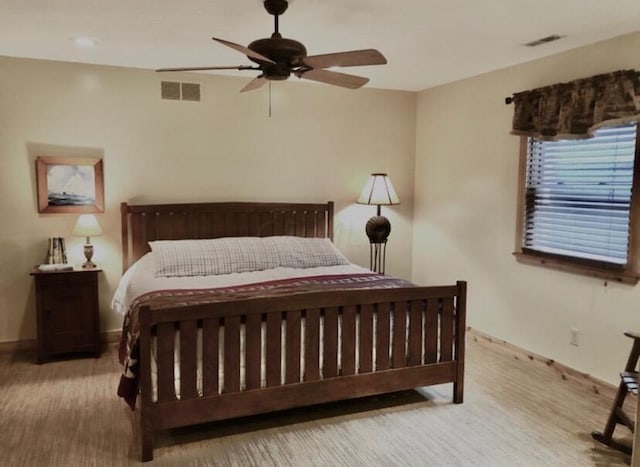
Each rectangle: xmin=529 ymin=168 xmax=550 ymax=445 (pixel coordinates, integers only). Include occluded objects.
xmin=161 ymin=81 xmax=180 ymax=100
xmin=181 ymin=82 xmax=201 ymax=101
xmin=160 ymin=81 xmax=201 ymax=102
xmin=525 ymin=35 xmax=564 ymax=47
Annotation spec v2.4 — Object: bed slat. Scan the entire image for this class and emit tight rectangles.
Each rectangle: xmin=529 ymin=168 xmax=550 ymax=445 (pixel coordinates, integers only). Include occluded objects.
xmin=157 ymin=212 xmax=176 ymax=240
xmin=157 ymin=322 xmax=176 ymax=402
xmin=392 ymin=302 xmax=407 ymax=368
xmin=249 ymin=212 xmax=261 ymax=236
xmin=305 ymin=213 xmax=316 ymax=238
xmin=223 ymin=316 xmax=241 ymax=393
xmin=317 ymin=212 xmax=327 ymax=238
xmin=266 ymin=313 xmax=282 ymax=387
xmin=376 ymin=304 xmax=391 ymax=371
xmin=173 ymin=213 xmax=189 ymax=239
xmin=359 ymin=304 xmax=374 ymax=373
xmin=323 ymin=307 xmax=339 ymax=378
xmin=202 ymin=318 xmax=219 ymax=396
xmin=179 ymin=320 xmax=198 ymax=399
xmin=304 ymin=309 xmax=321 ymax=382
xmin=408 ymin=300 xmax=424 ymax=366
xmin=284 ymin=212 xmax=296 ymax=236
xmin=440 ymin=297 xmax=454 ymax=362
xmin=285 ymin=310 xmax=302 ymax=384
xmin=261 ymin=212 xmax=274 ymax=236
xmin=424 ymin=298 xmax=439 ymax=364
xmin=341 ymin=306 xmax=357 ymax=376
xmin=273 ymin=212 xmax=285 ymax=236
xmin=245 ymin=314 xmax=262 ymax=390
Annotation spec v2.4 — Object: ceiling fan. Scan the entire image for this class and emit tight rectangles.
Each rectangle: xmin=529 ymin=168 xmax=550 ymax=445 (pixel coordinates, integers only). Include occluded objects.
xmin=157 ymin=0 xmax=387 ymax=92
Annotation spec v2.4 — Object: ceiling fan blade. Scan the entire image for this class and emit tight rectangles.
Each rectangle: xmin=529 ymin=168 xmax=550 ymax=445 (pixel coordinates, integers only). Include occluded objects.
xmin=298 ymin=69 xmax=369 ymax=89
xmin=241 ymin=76 xmax=268 ymax=92
xmin=156 ymin=65 xmax=258 ymax=72
xmin=303 ymin=49 xmax=387 ymax=69
xmin=212 ymin=37 xmax=275 ymax=64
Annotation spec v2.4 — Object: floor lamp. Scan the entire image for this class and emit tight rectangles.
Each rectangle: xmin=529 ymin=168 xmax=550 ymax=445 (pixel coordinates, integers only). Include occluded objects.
xmin=357 ymin=173 xmax=400 ymax=273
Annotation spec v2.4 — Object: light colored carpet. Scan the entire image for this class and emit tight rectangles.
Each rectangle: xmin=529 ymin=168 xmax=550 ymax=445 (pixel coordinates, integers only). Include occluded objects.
xmin=0 ymin=332 xmax=633 ymax=466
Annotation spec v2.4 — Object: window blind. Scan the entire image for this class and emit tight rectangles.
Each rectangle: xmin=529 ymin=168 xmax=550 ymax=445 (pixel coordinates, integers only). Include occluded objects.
xmin=524 ymin=124 xmax=637 ymax=266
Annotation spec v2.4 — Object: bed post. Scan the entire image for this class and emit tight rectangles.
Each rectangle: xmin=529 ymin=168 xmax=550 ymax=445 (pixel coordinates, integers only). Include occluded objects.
xmin=139 ymin=306 xmax=154 ymax=461
xmin=121 ymin=202 xmax=130 ymax=274
xmin=453 ymin=280 xmax=467 ymax=404
xmin=327 ymin=201 xmax=334 ymax=242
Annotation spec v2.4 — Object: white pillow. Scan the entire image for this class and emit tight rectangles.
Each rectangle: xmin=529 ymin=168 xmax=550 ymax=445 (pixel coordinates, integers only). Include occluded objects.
xmin=149 ymin=236 xmax=349 ymax=277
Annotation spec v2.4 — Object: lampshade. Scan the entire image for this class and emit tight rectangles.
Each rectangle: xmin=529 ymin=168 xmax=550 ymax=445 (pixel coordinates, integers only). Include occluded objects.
xmin=72 ymin=214 xmax=103 ymax=237
xmin=357 ymin=173 xmax=400 ymax=206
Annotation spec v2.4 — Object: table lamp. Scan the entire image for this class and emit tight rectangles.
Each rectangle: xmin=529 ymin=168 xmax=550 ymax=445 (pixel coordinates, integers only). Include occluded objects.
xmin=72 ymin=214 xmax=103 ymax=269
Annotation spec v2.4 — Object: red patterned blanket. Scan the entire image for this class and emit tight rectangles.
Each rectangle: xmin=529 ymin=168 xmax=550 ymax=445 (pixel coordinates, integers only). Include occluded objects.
xmin=118 ymin=273 xmax=413 ymax=409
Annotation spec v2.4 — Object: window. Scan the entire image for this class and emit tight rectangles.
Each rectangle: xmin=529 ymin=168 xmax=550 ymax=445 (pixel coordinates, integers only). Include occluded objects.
xmin=514 ymin=123 xmax=640 ymax=284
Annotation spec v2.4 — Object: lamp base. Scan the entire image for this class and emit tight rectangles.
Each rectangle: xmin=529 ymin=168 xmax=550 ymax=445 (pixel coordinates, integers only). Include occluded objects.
xmin=365 ymin=215 xmax=391 ymax=244
xmin=369 ymin=242 xmax=387 ymax=274
xmin=82 ymin=243 xmax=97 ymax=269
xmin=365 ymin=215 xmax=391 ymax=273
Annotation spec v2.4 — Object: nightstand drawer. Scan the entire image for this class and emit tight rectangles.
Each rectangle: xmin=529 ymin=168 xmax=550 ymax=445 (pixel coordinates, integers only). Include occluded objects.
xmin=36 ymin=270 xmax=97 ymax=287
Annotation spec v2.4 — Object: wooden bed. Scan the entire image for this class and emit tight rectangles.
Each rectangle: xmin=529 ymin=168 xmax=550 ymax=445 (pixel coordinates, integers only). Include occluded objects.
xmin=119 ymin=201 xmax=467 ymax=461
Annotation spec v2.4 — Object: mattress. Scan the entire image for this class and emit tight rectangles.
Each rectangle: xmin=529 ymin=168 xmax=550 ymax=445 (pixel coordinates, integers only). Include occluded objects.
xmin=112 ymin=252 xmax=374 ymax=315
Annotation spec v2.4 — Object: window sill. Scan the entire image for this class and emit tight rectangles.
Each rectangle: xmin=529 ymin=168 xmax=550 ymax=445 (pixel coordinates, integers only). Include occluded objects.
xmin=513 ymin=252 xmax=639 ymax=285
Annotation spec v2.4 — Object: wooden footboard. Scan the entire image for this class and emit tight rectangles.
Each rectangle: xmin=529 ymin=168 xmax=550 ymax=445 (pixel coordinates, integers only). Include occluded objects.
xmin=137 ymin=281 xmax=467 ymax=461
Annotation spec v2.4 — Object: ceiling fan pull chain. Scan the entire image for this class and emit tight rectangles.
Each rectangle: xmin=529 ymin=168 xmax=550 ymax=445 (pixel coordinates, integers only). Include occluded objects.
xmin=269 ymin=81 xmax=272 ymax=118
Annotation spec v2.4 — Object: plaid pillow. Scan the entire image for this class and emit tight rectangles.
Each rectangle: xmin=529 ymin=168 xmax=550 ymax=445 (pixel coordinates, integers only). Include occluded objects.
xmin=273 ymin=237 xmax=350 ymax=269
xmin=150 ymin=236 xmax=349 ymax=277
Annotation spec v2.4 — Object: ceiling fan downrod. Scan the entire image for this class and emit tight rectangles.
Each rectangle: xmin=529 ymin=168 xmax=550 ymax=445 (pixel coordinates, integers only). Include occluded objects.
xmin=263 ymin=0 xmax=289 ymax=36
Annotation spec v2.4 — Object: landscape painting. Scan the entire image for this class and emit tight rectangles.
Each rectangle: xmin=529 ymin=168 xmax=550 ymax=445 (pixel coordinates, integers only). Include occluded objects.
xmin=36 ymin=156 xmax=104 ymax=213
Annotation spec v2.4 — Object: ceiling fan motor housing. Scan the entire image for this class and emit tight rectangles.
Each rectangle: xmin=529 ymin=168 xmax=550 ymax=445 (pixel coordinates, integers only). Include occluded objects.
xmin=248 ymin=36 xmax=307 ymax=79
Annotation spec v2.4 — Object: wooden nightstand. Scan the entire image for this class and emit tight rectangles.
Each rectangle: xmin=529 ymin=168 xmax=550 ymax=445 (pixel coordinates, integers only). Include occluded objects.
xmin=30 ymin=267 xmax=101 ymax=363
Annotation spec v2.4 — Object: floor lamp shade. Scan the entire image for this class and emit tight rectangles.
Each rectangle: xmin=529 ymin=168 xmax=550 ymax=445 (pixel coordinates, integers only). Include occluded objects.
xmin=357 ymin=173 xmax=400 ymax=209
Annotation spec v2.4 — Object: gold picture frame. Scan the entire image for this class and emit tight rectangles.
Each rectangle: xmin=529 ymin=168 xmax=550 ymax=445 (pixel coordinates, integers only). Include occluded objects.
xmin=36 ymin=156 xmax=104 ymax=213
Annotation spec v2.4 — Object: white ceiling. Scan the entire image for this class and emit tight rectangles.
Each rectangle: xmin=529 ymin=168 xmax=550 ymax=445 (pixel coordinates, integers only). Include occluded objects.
xmin=2 ymin=0 xmax=640 ymax=92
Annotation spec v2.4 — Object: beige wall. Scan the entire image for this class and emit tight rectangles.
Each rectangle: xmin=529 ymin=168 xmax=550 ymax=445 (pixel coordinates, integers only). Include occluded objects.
xmin=0 ymin=56 xmax=416 ymax=342
xmin=413 ymin=31 xmax=640 ymax=385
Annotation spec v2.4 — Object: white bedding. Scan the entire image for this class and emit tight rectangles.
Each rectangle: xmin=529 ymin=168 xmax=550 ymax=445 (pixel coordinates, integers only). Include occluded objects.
xmin=111 ymin=252 xmax=374 ymax=315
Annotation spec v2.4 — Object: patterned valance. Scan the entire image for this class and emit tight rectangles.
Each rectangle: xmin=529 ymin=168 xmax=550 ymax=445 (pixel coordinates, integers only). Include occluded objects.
xmin=510 ymin=70 xmax=640 ymax=140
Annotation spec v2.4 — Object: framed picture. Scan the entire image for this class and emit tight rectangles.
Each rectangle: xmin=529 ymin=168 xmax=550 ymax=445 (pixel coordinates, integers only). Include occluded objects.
xmin=36 ymin=156 xmax=104 ymax=213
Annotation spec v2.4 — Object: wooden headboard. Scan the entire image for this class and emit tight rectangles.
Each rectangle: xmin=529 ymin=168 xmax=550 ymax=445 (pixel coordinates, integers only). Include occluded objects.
xmin=120 ymin=201 xmax=335 ymax=272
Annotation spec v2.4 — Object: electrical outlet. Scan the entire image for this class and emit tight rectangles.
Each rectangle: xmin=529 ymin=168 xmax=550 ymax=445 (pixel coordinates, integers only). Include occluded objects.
xmin=570 ymin=328 xmax=580 ymax=346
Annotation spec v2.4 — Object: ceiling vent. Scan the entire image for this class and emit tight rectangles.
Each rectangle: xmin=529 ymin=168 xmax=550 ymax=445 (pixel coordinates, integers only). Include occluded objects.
xmin=525 ymin=34 xmax=564 ymax=47
xmin=160 ymin=81 xmax=201 ymax=101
